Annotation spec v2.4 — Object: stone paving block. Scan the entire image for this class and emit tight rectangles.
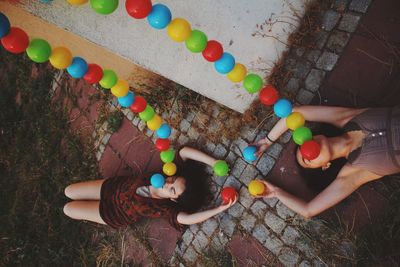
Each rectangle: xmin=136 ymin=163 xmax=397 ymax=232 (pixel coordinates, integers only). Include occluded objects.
xmin=279 ymin=131 xmax=292 ymax=144
xmin=192 ymin=230 xmax=209 ymax=253
xmin=179 ymin=119 xmax=190 ymax=132
xmin=224 ymin=176 xmax=242 ymax=189
xmin=316 ymin=51 xmax=339 ymax=71
xmin=126 ymin=111 xmax=134 ymax=121
xmin=211 ymin=232 xmax=229 ymax=249
xmin=299 ymin=260 xmax=312 ymax=267
xmin=99 ymin=144 xmax=105 ymax=153
xmin=218 ymin=213 xmax=236 ymax=237
xmin=241 ymin=164 xmax=259 ymax=185
xmin=240 ymin=125 xmax=257 ymax=143
xmin=297 ymin=88 xmax=316 ymax=104
xmin=349 ymin=0 xmax=371 ymax=13
xmin=264 ymin=234 xmax=284 ymax=255
xmin=175 ymin=242 xmax=187 ymax=257
xmin=278 ymin=247 xmax=300 ymax=267
xmin=182 ymin=229 xmax=194 ymax=246
xmin=276 ymin=201 xmax=296 ymax=219
xmin=326 ymin=30 xmax=351 ymax=53
xmin=228 ymin=202 xmax=245 ymax=218
xmin=189 ymin=224 xmax=199 ymax=235
xmin=296 ymin=238 xmax=315 ymax=258
xmin=264 ymin=211 xmax=286 ymax=234
xmin=283 ymin=78 xmax=300 ymax=94
xmin=281 ymin=226 xmax=300 ymax=246
xmin=333 ymin=0 xmax=349 ymax=11
xmin=267 ymin=143 xmax=283 ymax=159
xmin=214 ymin=174 xmax=227 ymax=187
xmin=225 ymin=151 xmax=237 ymax=165
xmin=293 ymin=61 xmax=311 ymax=79
xmin=264 ymin=116 xmax=280 ymax=131
xmin=187 ymin=127 xmax=200 ymax=140
xmin=221 ymin=136 xmax=231 ymax=147
xmin=239 ymin=186 xmax=254 ymax=208
xmin=338 ymin=13 xmax=361 ymax=32
xmin=232 ymin=158 xmax=247 ymax=178
xmin=252 ymin=224 xmax=270 ymax=244
xmin=240 ymin=212 xmax=256 ymax=232
xmin=305 ymin=49 xmax=322 ymax=64
xmin=256 ymin=155 xmax=276 ymax=176
xmin=201 ymin=218 xmax=218 ymax=237
xmin=314 ymin=30 xmax=329 ymax=50
xmin=145 ymin=128 xmax=153 ymax=137
xmin=322 ymin=10 xmax=341 ymax=31
xmin=132 ymin=116 xmax=140 ymax=126
xmin=255 ymin=129 xmax=268 ymax=143
xmin=178 ymin=134 xmax=189 ymax=146
xmin=231 ymin=137 xmax=248 ymax=156
xmin=294 ymin=47 xmax=306 ymax=57
xmin=213 ymin=144 xmax=228 ymax=159
xmin=250 ymin=201 xmax=268 ymax=218
xmin=314 ymin=259 xmax=329 ymax=267
xmin=305 ymin=69 xmax=326 ymax=92
xmin=186 ymin=111 xmax=196 ymax=122
xmin=138 ymin=120 xmax=146 ymax=131
xmin=169 ymin=128 xmax=179 ymax=141
xmin=205 ymin=141 xmax=216 ymax=153
xmin=264 ymin=197 xmax=279 ymax=208
xmin=182 ymin=246 xmax=198 ymax=264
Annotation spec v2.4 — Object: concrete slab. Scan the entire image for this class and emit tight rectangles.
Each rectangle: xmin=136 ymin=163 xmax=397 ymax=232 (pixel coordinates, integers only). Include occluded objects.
xmin=14 ymin=0 xmax=306 ymax=112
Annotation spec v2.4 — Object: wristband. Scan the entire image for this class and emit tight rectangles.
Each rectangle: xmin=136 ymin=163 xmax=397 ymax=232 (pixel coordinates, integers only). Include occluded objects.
xmin=265 ymin=135 xmax=274 ymax=143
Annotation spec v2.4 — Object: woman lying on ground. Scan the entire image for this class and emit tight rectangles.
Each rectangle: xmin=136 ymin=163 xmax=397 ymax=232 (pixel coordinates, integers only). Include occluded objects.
xmin=253 ymin=105 xmax=400 ymax=218
xmin=64 ymin=147 xmax=237 ymax=229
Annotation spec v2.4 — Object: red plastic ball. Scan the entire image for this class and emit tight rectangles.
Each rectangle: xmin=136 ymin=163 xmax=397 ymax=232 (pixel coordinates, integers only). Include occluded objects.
xmin=125 ymin=0 xmax=152 ymax=19
xmin=221 ymin=187 xmax=237 ymax=204
xmin=259 ymin=85 xmax=279 ymax=106
xmin=202 ymin=40 xmax=223 ymax=62
xmin=130 ymin=95 xmax=147 ymax=113
xmin=84 ymin=64 xmax=103 ymax=84
xmin=300 ymin=140 xmax=321 ymax=160
xmin=155 ymin=138 xmax=170 ymax=151
xmin=1 ymin=27 xmax=29 ymax=54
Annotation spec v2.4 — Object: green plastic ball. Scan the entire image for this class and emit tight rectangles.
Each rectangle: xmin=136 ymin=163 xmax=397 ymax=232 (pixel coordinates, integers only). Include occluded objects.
xmin=293 ymin=126 xmax=313 ymax=145
xmin=90 ymin=0 xmax=119 ymax=15
xmin=185 ymin=30 xmax=208 ymax=53
xmin=26 ymin=39 xmax=51 ymax=63
xmin=160 ymin=149 xmax=175 ymax=163
xmin=243 ymin=74 xmax=263 ymax=93
xmin=139 ymin=105 xmax=155 ymax=121
xmin=99 ymin=70 xmax=118 ymax=89
xmin=213 ymin=160 xmax=229 ymax=176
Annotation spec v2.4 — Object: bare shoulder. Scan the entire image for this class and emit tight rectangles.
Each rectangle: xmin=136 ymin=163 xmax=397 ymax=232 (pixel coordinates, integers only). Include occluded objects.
xmin=338 ymin=164 xmax=382 ymax=186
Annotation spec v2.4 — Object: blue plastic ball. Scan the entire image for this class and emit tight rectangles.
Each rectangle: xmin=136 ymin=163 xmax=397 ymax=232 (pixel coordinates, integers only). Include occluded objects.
xmin=156 ymin=123 xmax=171 ymax=139
xmin=147 ymin=4 xmax=171 ymax=29
xmin=214 ymin=52 xmax=235 ymax=74
xmin=40 ymin=0 xmax=52 ymax=3
xmin=243 ymin=146 xmax=257 ymax=162
xmin=118 ymin=91 xmax=135 ymax=108
xmin=0 ymin=12 xmax=10 ymax=38
xmin=273 ymin=99 xmax=293 ymax=118
xmin=67 ymin=57 xmax=88 ymax=78
xmin=150 ymin=173 xmax=165 ymax=188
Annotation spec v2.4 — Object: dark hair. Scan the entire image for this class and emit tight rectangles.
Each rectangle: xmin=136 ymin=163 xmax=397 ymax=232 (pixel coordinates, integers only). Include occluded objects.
xmin=175 ymin=159 xmax=211 ymax=213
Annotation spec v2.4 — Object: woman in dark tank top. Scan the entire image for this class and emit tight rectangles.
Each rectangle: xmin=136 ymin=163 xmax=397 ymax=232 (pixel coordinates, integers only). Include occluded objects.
xmin=252 ymin=105 xmax=400 ymax=218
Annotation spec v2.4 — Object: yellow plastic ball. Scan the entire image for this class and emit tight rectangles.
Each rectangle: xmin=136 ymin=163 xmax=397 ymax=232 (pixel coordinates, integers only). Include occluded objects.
xmin=147 ymin=114 xmax=162 ymax=131
xmin=227 ymin=63 xmax=247 ymax=83
xmin=163 ymin=162 xmax=177 ymax=176
xmin=286 ymin=112 xmax=305 ymax=131
xmin=248 ymin=180 xmax=265 ymax=196
xmin=167 ymin=18 xmax=191 ymax=42
xmin=49 ymin=47 xmax=72 ymax=70
xmin=111 ymin=80 xmax=129 ymax=97
xmin=67 ymin=0 xmax=88 ymax=5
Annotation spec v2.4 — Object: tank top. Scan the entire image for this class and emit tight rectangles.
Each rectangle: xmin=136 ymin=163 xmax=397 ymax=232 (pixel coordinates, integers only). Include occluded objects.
xmin=343 ymin=106 xmax=400 ymax=176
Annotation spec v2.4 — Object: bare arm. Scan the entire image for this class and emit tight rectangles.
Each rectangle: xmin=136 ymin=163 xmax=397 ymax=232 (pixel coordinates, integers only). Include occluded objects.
xmin=177 ymin=197 xmax=237 ymax=225
xmin=258 ymin=165 xmax=381 ymax=218
xmin=179 ymin=146 xmax=217 ymax=167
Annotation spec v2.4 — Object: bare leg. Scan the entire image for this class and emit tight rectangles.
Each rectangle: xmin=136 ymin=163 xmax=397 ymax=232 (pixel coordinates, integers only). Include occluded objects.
xmin=65 ymin=179 xmax=105 ymax=200
xmin=63 ymin=201 xmax=106 ymax=225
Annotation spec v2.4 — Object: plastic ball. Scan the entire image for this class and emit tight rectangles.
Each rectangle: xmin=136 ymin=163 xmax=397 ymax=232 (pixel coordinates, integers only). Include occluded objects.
xmin=126 ymin=0 xmax=152 ymax=19
xmin=67 ymin=57 xmax=88 ymax=78
xmin=90 ymin=0 xmax=119 ymax=15
xmin=213 ymin=160 xmax=229 ymax=176
xmin=273 ymin=99 xmax=292 ymax=118
xmin=214 ymin=52 xmax=235 ymax=74
xmin=243 ymin=146 xmax=257 ymax=162
xmin=185 ymin=30 xmax=207 ymax=53
xmin=130 ymin=95 xmax=147 ymax=113
xmin=118 ymin=91 xmax=135 ymax=108
xmin=227 ymin=63 xmax=247 ymax=83
xmin=163 ymin=162 xmax=177 ymax=176
xmin=150 ymin=173 xmax=165 ymax=188
xmin=1 ymin=27 xmax=29 ymax=54
xmin=111 ymin=80 xmax=129 ymax=97
xmin=0 ymin=12 xmax=11 ymax=38
xmin=293 ymin=126 xmax=313 ymax=145
xmin=167 ymin=18 xmax=191 ymax=42
xmin=139 ymin=105 xmax=155 ymax=121
xmin=259 ymin=85 xmax=279 ymax=106
xmin=248 ymin=180 xmax=265 ymax=196
xmin=221 ymin=187 xmax=237 ymax=204
xmin=243 ymin=74 xmax=263 ymax=93
xmin=160 ymin=149 xmax=175 ymax=163
xmin=67 ymin=0 xmax=88 ymax=5
xmin=40 ymin=0 xmax=53 ymax=3
xmin=202 ymin=40 xmax=223 ymax=62
xmin=84 ymin=64 xmax=103 ymax=84
xmin=147 ymin=4 xmax=171 ymax=29
xmin=155 ymin=138 xmax=170 ymax=151
xmin=147 ymin=114 xmax=162 ymax=131
xmin=49 ymin=47 xmax=73 ymax=69
xmin=286 ymin=112 xmax=305 ymax=131
xmin=300 ymin=140 xmax=321 ymax=160
xmin=26 ymin=39 xmax=51 ymax=63
xmin=99 ymin=69 xmax=118 ymax=89
xmin=156 ymin=123 xmax=171 ymax=139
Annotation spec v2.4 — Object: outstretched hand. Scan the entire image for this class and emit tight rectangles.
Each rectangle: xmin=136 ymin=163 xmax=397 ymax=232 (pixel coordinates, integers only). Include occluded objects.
xmin=252 ymin=180 xmax=277 ymax=199
xmin=251 ymin=139 xmax=272 ymax=158
xmin=219 ymin=196 xmax=238 ymax=212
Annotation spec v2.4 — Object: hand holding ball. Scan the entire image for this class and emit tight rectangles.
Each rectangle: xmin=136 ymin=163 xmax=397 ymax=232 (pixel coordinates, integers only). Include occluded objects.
xmin=248 ymin=180 xmax=266 ymax=196
xmin=221 ymin=187 xmax=238 ymax=204
xmin=243 ymin=146 xmax=257 ymax=162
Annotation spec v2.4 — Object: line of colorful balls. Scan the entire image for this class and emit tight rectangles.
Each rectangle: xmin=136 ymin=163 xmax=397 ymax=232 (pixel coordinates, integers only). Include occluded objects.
xmin=0 ymin=11 xmax=230 ymax=189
